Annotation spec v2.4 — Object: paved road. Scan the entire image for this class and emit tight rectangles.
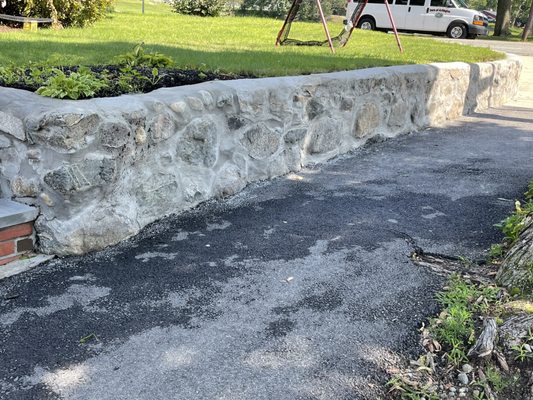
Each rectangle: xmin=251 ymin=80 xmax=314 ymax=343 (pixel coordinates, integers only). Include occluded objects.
xmin=441 ymin=38 xmax=533 ymax=57
xmin=1 ymin=47 xmax=533 ymax=400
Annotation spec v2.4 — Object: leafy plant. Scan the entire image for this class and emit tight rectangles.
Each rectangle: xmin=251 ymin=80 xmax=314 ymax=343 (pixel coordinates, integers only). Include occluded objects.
xmin=428 ymin=275 xmax=502 ymax=366
xmin=511 ymin=343 xmax=532 ymax=362
xmin=115 ymin=44 xmax=174 ymax=68
xmin=387 ymin=376 xmax=439 ymax=400
xmin=489 ymin=243 xmax=504 ymax=259
xmin=37 ymin=67 xmax=107 ymax=99
xmin=495 ymin=183 xmax=533 ymax=244
xmin=482 ymin=366 xmax=514 ymax=393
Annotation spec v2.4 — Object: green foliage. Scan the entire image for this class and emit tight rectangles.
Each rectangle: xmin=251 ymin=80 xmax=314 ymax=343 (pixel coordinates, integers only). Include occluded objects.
xmin=496 ymin=197 xmax=533 ymax=243
xmin=511 ymin=342 xmax=533 ymax=361
xmin=387 ymin=376 xmax=439 ymax=400
xmin=115 ymin=44 xmax=174 ymax=68
xmin=171 ymin=0 xmax=227 ymax=16
xmin=429 ymin=275 xmax=501 ymax=366
xmin=36 ymin=67 xmax=107 ymax=99
xmin=482 ymin=365 xmax=517 ymax=392
xmin=489 ymin=243 xmax=504 ymax=259
xmin=0 ymin=0 xmax=506 ymax=81
xmin=240 ymin=0 xmax=345 ymax=20
xmin=1 ymin=0 xmax=114 ymax=27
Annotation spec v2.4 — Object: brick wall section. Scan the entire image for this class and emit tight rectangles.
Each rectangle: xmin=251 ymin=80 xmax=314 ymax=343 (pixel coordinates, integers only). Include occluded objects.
xmin=0 ymin=222 xmax=35 ymax=266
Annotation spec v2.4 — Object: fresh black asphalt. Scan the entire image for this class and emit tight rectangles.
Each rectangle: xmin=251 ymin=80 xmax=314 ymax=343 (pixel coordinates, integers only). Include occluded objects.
xmin=0 ymin=105 xmax=532 ymax=399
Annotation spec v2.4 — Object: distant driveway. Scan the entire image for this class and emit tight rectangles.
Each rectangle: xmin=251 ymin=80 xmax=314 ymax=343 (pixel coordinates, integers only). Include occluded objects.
xmin=440 ymin=38 xmax=533 ymax=57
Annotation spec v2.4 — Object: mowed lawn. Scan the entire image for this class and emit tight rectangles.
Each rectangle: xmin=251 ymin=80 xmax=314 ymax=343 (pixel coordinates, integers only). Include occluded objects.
xmin=0 ymin=0 xmax=503 ymax=76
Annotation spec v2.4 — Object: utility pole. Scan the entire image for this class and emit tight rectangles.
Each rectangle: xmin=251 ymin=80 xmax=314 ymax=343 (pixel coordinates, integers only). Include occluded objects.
xmin=142 ymin=0 xmax=145 ymax=14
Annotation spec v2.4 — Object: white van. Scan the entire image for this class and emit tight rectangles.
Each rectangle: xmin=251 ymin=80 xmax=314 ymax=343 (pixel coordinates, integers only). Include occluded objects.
xmin=345 ymin=0 xmax=489 ymax=39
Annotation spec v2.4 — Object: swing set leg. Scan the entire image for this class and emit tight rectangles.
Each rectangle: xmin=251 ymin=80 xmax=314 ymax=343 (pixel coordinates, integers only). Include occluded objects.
xmin=383 ymin=0 xmax=403 ymax=53
xmin=316 ymin=0 xmax=335 ymax=53
xmin=276 ymin=0 xmax=300 ymax=46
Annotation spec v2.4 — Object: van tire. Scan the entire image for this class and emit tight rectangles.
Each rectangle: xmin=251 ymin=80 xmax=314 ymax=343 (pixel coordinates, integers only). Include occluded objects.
xmin=446 ymin=22 xmax=468 ymax=39
xmin=357 ymin=17 xmax=376 ymax=31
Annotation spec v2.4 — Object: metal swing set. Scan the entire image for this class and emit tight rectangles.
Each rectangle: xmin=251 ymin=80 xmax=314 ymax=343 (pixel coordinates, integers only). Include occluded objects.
xmin=275 ymin=0 xmax=403 ymax=54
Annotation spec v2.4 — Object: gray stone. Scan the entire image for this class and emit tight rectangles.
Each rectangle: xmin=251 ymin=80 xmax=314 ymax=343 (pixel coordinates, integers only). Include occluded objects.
xmin=30 ymin=113 xmax=101 ymax=152
xmin=44 ymin=158 xmax=116 ymax=195
xmin=0 ymin=135 xmax=11 ymax=148
xmin=284 ymin=128 xmax=307 ymax=144
xmin=99 ymin=121 xmax=131 ymax=148
xmin=135 ymin=127 xmax=147 ymax=145
xmin=0 ymin=111 xmax=25 ymax=141
xmin=306 ymin=99 xmax=326 ymax=120
xmin=305 ymin=117 xmax=342 ymax=154
xmin=187 ymin=96 xmax=204 ymax=111
xmin=242 ymin=124 xmax=281 ymax=160
xmin=340 ymin=98 xmax=354 ymax=111
xmin=177 ymin=118 xmax=218 ymax=168
xmin=388 ymin=101 xmax=409 ymax=128
xmin=227 ymin=115 xmax=247 ymax=131
xmin=217 ymin=93 xmax=234 ymax=108
xmin=148 ymin=112 xmax=176 ymax=143
xmin=10 ymin=176 xmax=39 ymax=198
xmin=135 ymin=174 xmax=180 ymax=224
xmin=457 ymin=372 xmax=469 ymax=385
xmin=214 ymin=163 xmax=246 ymax=198
xmin=198 ymin=90 xmax=214 ymax=109
xmin=169 ymin=101 xmax=192 ymax=124
xmin=461 ymin=364 xmax=473 ymax=374
xmin=39 ymin=193 xmax=54 ymax=207
xmin=36 ymin=210 xmax=137 ymax=256
xmin=354 ymin=103 xmax=381 ymax=138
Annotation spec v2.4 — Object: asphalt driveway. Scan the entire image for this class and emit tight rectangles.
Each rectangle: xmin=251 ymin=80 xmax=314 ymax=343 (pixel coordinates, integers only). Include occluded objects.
xmin=1 ymin=43 xmax=533 ymax=399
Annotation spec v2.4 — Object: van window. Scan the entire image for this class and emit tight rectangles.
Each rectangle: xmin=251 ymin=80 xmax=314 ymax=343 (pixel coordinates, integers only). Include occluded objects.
xmin=430 ymin=0 xmax=447 ymax=5
xmin=409 ymin=0 xmax=425 ymax=5
xmin=368 ymin=0 xmax=393 ymax=3
xmin=395 ymin=0 xmax=408 ymax=5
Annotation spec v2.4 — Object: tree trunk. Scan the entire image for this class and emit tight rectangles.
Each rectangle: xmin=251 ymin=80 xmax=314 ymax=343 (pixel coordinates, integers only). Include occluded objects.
xmin=494 ymin=0 xmax=513 ymax=36
xmin=523 ymin=1 xmax=533 ymax=41
xmin=496 ymin=213 xmax=533 ymax=293
xmin=46 ymin=0 xmax=61 ymax=28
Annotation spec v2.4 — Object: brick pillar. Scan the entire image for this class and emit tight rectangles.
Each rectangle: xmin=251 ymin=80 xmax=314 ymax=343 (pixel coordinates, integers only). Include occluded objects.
xmin=0 ymin=200 xmax=39 ymax=266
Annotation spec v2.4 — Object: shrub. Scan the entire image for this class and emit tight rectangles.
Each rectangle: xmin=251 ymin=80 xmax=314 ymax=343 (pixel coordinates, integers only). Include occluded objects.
xmin=171 ymin=0 xmax=227 ymax=17
xmin=240 ymin=0 xmax=345 ymax=20
xmin=1 ymin=0 xmax=114 ymax=27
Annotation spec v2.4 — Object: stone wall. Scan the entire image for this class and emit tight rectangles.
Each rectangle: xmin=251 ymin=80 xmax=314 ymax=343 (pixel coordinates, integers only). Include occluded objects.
xmin=0 ymin=57 xmax=522 ymax=255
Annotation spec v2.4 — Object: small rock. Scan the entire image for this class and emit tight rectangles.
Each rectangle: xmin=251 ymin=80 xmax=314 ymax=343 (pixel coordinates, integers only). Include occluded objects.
xmin=449 ymin=387 xmax=456 ymax=393
xmin=458 ymin=393 xmax=466 ymax=397
xmin=462 ymin=364 xmax=473 ymax=374
xmin=40 ymin=193 xmax=54 ymax=207
xmin=457 ymin=372 xmax=469 ymax=385
xmin=459 ymin=387 xmax=466 ymax=393
xmin=473 ymin=389 xmax=480 ymax=397
xmin=524 ymin=343 xmax=532 ymax=353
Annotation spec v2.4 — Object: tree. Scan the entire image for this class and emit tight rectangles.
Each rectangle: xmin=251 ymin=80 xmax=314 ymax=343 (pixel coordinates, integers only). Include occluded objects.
xmin=494 ymin=0 xmax=512 ymax=35
xmin=522 ymin=0 xmax=533 ymax=39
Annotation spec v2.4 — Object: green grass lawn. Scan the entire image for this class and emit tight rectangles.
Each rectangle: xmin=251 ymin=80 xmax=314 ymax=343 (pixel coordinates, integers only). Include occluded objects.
xmin=484 ymin=25 xmax=533 ymax=42
xmin=0 ymin=0 xmax=504 ymax=76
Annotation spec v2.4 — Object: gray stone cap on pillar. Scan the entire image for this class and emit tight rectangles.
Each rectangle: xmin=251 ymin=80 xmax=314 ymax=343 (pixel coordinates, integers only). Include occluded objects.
xmin=0 ymin=199 xmax=39 ymax=229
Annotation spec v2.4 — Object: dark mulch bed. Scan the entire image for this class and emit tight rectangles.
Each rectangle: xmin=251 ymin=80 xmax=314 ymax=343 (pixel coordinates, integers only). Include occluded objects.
xmin=0 ymin=65 xmax=256 ymax=98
